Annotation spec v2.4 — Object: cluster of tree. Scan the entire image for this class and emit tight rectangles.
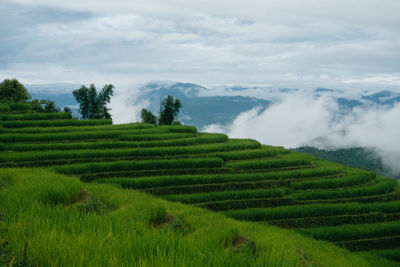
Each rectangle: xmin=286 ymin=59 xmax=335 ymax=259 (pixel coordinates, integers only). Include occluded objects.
xmin=1 ymin=79 xmax=182 ymax=125
xmin=0 ymin=78 xmax=30 ymax=103
xmin=0 ymin=79 xmax=70 ymax=113
xmin=72 ymin=84 xmax=114 ymax=119
xmin=140 ymin=95 xmax=182 ymax=126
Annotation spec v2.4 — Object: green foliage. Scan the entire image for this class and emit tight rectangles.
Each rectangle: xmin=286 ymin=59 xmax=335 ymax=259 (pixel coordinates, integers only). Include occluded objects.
xmin=0 ymin=168 xmax=371 ymax=266
xmin=55 ymin=158 xmax=224 ymax=175
xmin=63 ymin=106 xmax=72 ymax=113
xmin=165 ymin=188 xmax=290 ymax=204
xmin=43 ymin=100 xmax=60 ymax=113
xmin=290 ymin=172 xmax=376 ymax=190
xmin=140 ymin=108 xmax=157 ymax=125
xmin=73 ymin=84 xmax=114 ymax=119
xmin=226 ymin=158 xmax=310 ymax=170
xmin=226 ymin=201 xmax=400 ymax=222
xmin=0 ymin=103 xmax=32 ymax=113
xmin=99 ymin=167 xmax=341 ymax=190
xmin=148 ymin=204 xmax=167 ymax=226
xmin=0 ymin=78 xmax=30 ymax=102
xmin=28 ymin=99 xmax=60 ymax=113
xmin=1 ymin=119 xmax=111 ymax=128
xmin=297 ymin=221 xmax=400 ymax=243
xmin=158 ymin=95 xmax=182 ymax=125
xmin=3 ymin=122 xmax=152 ymax=134
xmin=119 ymin=133 xmax=194 ymax=141
xmin=371 ymin=248 xmax=400 ymax=262
xmin=292 ymin=178 xmax=398 ymax=201
xmin=2 ymin=110 xmax=400 ymax=264
xmin=0 ymin=112 xmax=71 ymax=121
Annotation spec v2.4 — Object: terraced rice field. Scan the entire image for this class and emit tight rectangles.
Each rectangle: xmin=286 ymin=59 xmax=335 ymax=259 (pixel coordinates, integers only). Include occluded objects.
xmin=1 ymin=107 xmax=400 ymax=264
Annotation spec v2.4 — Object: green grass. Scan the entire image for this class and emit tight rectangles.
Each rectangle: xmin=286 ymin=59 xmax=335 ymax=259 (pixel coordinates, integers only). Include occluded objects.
xmin=0 ymin=168 xmax=376 ymax=266
xmin=0 ymin=141 xmax=262 ymax=166
xmin=165 ymin=188 xmax=291 ymax=204
xmin=225 ymin=201 xmax=400 ymax=222
xmin=2 ymin=122 xmax=153 ymax=133
xmin=290 ymin=171 xmax=376 ymax=190
xmin=94 ymin=167 xmax=342 ymax=190
xmin=225 ymin=158 xmax=311 ymax=170
xmin=1 ymin=134 xmax=226 ymax=152
xmin=370 ymin=248 xmax=400 ymax=262
xmin=0 ymin=112 xmax=72 ymax=121
xmin=2 ymin=113 xmax=400 ymax=265
xmin=297 ymin=221 xmax=400 ymax=243
xmin=291 ymin=177 xmax=398 ymax=200
xmin=0 ymin=103 xmax=32 ymax=112
xmin=0 ymin=119 xmax=112 ymax=128
xmin=55 ymin=158 xmax=224 ymax=175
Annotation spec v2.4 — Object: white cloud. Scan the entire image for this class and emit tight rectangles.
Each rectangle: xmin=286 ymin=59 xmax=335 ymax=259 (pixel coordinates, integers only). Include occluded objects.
xmin=204 ymin=94 xmax=337 ymax=147
xmin=1 ymin=0 xmax=400 ymax=89
xmin=110 ymin=87 xmax=149 ymax=125
xmin=203 ymin=94 xmax=400 ymax=175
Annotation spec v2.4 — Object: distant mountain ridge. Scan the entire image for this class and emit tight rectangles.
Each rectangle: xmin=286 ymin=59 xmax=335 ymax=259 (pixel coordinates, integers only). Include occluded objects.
xmin=293 ymin=146 xmax=399 ymax=180
xmin=137 ymin=82 xmax=271 ymax=128
xmin=26 ymin=81 xmax=400 ymax=129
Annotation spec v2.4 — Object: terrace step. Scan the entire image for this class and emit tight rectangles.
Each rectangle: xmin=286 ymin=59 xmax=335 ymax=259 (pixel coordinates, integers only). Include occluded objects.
xmin=139 ymin=173 xmax=345 ymax=194
xmin=266 ymin=212 xmax=400 ymax=228
xmin=335 ymin=235 xmax=400 ymax=251
xmin=81 ymin=168 xmax=233 ymax=182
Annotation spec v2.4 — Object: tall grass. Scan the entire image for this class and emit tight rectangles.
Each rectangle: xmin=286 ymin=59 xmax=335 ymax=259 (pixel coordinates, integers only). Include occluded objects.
xmin=226 ymin=158 xmax=311 ymax=170
xmin=1 ymin=119 xmax=112 ymax=128
xmin=290 ymin=172 xmax=376 ymax=190
xmin=297 ymin=221 xmax=400 ymax=242
xmin=95 ymin=167 xmax=342 ymax=190
xmin=55 ymin=158 xmax=224 ymax=175
xmin=266 ymin=212 xmax=400 ymax=229
xmin=1 ymin=140 xmax=261 ymax=164
xmin=0 ymin=168 xmax=371 ymax=266
xmin=2 ymin=134 xmax=224 ymax=152
xmin=0 ymin=103 xmax=32 ymax=112
xmin=209 ymin=148 xmax=286 ymax=161
xmin=164 ymin=188 xmax=291 ymax=204
xmin=1 ymin=112 xmax=71 ymax=121
xmin=225 ymin=201 xmax=400 ymax=222
xmin=3 ymin=122 xmax=153 ymax=133
xmin=292 ymin=178 xmax=398 ymax=200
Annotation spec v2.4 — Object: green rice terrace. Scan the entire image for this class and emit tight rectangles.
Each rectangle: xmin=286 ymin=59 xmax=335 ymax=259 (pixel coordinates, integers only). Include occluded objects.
xmin=1 ymin=105 xmax=400 ymax=266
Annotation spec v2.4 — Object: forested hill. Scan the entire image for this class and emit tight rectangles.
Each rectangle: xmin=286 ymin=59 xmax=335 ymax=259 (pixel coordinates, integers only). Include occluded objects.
xmin=293 ymin=146 xmax=399 ymax=180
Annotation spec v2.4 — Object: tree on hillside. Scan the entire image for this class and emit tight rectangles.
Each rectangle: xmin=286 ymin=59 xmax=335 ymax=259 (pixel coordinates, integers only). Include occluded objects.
xmin=0 ymin=79 xmax=30 ymax=103
xmin=44 ymin=100 xmax=60 ymax=112
xmin=158 ymin=95 xmax=182 ymax=125
xmin=140 ymin=108 xmax=157 ymax=125
xmin=63 ymin=106 xmax=72 ymax=114
xmin=73 ymin=84 xmax=114 ymax=119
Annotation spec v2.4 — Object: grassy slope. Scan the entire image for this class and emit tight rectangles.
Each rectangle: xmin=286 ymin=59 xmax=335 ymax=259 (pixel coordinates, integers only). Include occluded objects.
xmin=1 ymin=108 xmax=399 ymax=266
xmin=0 ymin=168 xmax=384 ymax=267
xmin=293 ymin=146 xmax=399 ymax=180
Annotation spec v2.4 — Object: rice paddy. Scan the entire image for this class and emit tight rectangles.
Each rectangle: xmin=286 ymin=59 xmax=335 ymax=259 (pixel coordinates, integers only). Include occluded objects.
xmin=1 ymin=108 xmax=399 ymax=266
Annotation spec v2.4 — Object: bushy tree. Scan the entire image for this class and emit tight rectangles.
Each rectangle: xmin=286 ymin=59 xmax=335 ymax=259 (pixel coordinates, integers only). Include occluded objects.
xmin=0 ymin=79 xmax=30 ymax=103
xmin=31 ymin=99 xmax=46 ymax=112
xmin=140 ymin=108 xmax=157 ymax=125
xmin=158 ymin=95 xmax=182 ymax=125
xmin=44 ymin=100 xmax=59 ymax=112
xmin=63 ymin=106 xmax=72 ymax=114
xmin=73 ymin=84 xmax=114 ymax=119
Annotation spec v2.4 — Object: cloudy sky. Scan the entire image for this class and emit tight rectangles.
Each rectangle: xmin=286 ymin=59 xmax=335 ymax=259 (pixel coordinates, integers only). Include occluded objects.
xmin=1 ymin=0 xmax=400 ymax=90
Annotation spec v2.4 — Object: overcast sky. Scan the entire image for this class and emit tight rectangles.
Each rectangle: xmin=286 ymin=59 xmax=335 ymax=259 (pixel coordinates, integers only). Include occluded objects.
xmin=1 ymin=0 xmax=400 ymax=91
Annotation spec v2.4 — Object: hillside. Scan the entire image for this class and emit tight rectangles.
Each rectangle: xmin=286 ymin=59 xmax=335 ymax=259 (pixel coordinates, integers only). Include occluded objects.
xmin=293 ymin=146 xmax=399 ymax=180
xmin=1 ymin=104 xmax=400 ymax=266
